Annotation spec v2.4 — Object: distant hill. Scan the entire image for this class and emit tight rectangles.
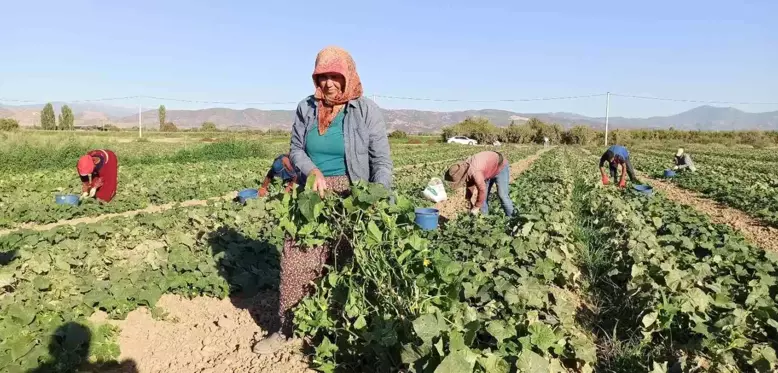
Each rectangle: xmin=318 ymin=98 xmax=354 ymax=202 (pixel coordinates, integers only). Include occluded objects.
xmin=2 ymin=102 xmax=777 ymax=132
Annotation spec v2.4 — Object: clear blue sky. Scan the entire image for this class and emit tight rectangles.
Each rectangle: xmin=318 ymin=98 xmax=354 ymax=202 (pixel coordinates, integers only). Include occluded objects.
xmin=3 ymin=0 xmax=777 ymax=117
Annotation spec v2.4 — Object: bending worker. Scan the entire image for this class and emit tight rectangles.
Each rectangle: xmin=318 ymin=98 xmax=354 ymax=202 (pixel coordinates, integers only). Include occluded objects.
xmin=444 ymin=150 xmax=514 ymax=217
xmin=258 ymin=153 xmax=305 ymax=197
xmin=673 ymin=148 xmax=697 ymax=172
xmin=77 ymin=149 xmax=118 ymax=203
xmin=599 ymin=144 xmax=639 ymax=188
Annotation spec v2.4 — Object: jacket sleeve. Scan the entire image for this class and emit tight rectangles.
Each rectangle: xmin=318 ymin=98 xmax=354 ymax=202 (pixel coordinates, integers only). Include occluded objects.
xmin=364 ymin=99 xmax=394 ymax=190
xmin=289 ymin=99 xmax=317 ymax=177
xmin=599 ymin=153 xmax=608 ymax=168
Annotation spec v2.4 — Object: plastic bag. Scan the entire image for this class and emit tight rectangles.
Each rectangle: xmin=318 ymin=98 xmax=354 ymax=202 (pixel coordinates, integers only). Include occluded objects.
xmin=423 ymin=177 xmax=448 ymax=203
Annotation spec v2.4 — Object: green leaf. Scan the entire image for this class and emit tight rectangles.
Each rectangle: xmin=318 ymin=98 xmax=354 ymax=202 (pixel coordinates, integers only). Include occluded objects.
xmin=413 ymin=314 xmax=442 ymax=344
xmin=316 ymin=336 xmax=338 ymax=359
xmin=521 ymin=222 xmax=534 ymax=237
xmin=528 ymin=323 xmax=556 ymax=352
xmin=354 ymin=315 xmax=367 ymax=330
xmin=449 ymin=331 xmax=466 ymax=352
xmin=486 ymin=320 xmax=516 ymax=344
xmin=516 ymin=350 xmax=548 ymax=373
xmin=298 ymin=192 xmax=322 ymax=222
xmin=367 ymin=221 xmax=382 ymax=245
xmin=7 ymin=304 xmax=35 ymax=325
xmin=642 ymin=311 xmax=659 ymax=328
xmin=435 ymin=350 xmax=476 ymax=373
xmin=479 ymin=353 xmax=510 ymax=373
xmin=651 ymin=217 xmax=663 ymax=228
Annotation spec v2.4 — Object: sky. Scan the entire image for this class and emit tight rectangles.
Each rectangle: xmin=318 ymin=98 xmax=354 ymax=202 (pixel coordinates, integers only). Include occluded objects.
xmin=2 ymin=0 xmax=777 ymax=118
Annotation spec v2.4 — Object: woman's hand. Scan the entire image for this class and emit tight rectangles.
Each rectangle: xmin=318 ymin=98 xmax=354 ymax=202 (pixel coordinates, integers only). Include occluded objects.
xmin=310 ymin=169 xmax=328 ymax=198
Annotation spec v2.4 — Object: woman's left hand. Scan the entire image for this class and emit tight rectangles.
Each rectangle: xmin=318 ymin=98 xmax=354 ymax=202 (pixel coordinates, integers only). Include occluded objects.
xmin=310 ymin=169 xmax=328 ymax=198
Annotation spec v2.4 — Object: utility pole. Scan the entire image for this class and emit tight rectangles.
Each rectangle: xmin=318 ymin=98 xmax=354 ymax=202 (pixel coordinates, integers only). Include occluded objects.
xmin=138 ymin=102 xmax=142 ymax=138
xmin=604 ymin=92 xmax=611 ymax=146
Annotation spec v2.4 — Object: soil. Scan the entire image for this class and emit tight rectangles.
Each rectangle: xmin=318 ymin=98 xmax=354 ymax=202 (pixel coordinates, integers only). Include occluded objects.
xmin=90 ymin=293 xmax=314 ymax=373
xmin=642 ymin=173 xmax=778 ymax=252
xmin=436 ymin=147 xmax=552 ymax=219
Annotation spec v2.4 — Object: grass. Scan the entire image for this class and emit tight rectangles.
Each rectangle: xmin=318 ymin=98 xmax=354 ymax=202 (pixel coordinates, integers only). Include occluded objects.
xmin=0 ymin=133 xmax=278 ymax=173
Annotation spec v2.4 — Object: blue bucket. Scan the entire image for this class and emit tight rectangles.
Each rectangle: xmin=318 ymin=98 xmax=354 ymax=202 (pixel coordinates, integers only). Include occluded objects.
xmin=237 ymin=188 xmax=258 ymax=203
xmin=55 ymin=194 xmax=80 ymax=205
xmin=632 ymin=184 xmax=654 ymax=196
xmin=414 ymin=208 xmax=440 ymax=231
xmin=663 ymin=169 xmax=676 ymax=178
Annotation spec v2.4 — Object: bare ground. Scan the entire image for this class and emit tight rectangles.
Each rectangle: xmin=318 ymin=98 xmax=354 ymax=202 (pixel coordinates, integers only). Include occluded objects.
xmin=642 ymin=174 xmax=778 ymax=252
xmin=90 ymin=294 xmax=314 ymax=373
xmin=436 ymin=147 xmax=552 ymax=219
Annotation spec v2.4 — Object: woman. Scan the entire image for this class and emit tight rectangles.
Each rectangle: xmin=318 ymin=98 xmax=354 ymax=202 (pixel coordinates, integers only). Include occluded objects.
xmin=76 ymin=149 xmax=118 ymax=203
xmin=253 ymin=46 xmax=393 ymax=354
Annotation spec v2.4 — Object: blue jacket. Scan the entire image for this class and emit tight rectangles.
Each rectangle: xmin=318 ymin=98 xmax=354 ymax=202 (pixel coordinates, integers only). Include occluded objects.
xmin=289 ymin=96 xmax=393 ymax=190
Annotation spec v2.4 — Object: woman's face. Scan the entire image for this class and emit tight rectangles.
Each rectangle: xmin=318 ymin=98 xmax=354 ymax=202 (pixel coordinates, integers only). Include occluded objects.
xmin=317 ymin=73 xmax=345 ymax=98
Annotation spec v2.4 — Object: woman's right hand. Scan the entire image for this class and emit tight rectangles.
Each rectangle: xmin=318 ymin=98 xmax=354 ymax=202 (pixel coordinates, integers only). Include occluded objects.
xmin=310 ymin=169 xmax=327 ymax=197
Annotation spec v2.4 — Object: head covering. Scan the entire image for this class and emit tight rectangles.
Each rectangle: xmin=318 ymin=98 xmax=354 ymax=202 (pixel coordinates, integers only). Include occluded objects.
xmin=312 ymin=46 xmax=363 ymax=135
xmin=444 ymin=161 xmax=470 ymax=188
xmin=676 ymin=148 xmax=684 ymax=157
xmin=77 ymin=155 xmax=95 ymax=176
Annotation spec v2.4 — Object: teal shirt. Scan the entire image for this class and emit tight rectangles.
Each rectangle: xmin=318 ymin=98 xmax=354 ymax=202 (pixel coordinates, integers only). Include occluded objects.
xmin=305 ymin=109 xmax=347 ymax=177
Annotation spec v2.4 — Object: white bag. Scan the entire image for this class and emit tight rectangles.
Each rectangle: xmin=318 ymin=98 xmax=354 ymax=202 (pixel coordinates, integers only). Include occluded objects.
xmin=423 ymin=177 xmax=448 ymax=203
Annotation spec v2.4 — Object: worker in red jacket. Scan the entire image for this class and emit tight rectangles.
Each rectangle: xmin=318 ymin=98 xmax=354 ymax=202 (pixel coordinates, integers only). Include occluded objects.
xmin=76 ymin=149 xmax=118 ymax=203
xmin=444 ymin=150 xmax=514 ymax=216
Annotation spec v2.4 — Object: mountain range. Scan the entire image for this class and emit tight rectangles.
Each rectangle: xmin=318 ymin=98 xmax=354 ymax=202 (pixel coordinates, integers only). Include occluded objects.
xmin=1 ymin=102 xmax=777 ymax=132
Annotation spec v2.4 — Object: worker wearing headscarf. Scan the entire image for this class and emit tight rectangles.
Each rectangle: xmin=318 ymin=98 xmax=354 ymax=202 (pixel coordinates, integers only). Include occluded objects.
xmin=444 ymin=150 xmax=514 ymax=217
xmin=76 ymin=149 xmax=118 ymax=202
xmin=673 ymin=148 xmax=697 ymax=172
xmin=255 ymin=46 xmax=393 ymax=355
xmin=599 ymin=145 xmax=639 ymax=188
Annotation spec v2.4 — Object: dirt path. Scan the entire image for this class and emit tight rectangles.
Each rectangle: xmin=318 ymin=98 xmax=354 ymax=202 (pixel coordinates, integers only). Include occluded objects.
xmin=436 ymin=147 xmax=552 ymax=219
xmin=90 ymin=293 xmax=314 ymax=373
xmin=641 ymin=173 xmax=778 ymax=252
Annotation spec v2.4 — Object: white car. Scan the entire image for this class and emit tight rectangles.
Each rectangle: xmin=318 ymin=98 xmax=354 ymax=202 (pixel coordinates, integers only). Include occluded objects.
xmin=447 ymin=136 xmax=477 ymax=145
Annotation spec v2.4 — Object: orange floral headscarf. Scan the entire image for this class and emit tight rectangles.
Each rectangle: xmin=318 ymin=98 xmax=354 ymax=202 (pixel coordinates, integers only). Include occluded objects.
xmin=312 ymin=46 xmax=363 ymax=135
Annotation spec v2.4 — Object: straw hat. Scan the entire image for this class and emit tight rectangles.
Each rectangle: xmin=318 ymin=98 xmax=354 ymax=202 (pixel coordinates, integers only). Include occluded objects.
xmin=676 ymin=148 xmax=684 ymax=157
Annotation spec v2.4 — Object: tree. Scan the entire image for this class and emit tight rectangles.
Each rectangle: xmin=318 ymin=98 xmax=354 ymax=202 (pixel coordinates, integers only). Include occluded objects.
xmin=0 ymin=118 xmax=20 ymax=131
xmin=158 ymin=105 xmax=166 ymax=129
xmin=41 ymin=103 xmax=56 ymax=130
xmin=160 ymin=122 xmax=178 ymax=132
xmin=58 ymin=105 xmax=74 ymax=130
xmin=388 ymin=130 xmax=408 ymax=139
xmin=201 ymin=121 xmax=217 ymax=132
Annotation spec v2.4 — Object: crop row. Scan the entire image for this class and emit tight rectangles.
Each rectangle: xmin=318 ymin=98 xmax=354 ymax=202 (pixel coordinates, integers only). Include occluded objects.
xmin=574 ymin=148 xmax=777 ymax=372
xmin=0 ymin=144 xmax=512 ymax=229
xmin=630 ymin=151 xmax=778 ymax=228
xmin=292 ymin=148 xmax=599 ymax=372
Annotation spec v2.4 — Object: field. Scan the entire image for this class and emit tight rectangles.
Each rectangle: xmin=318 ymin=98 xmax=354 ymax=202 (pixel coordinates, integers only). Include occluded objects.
xmin=1 ymin=132 xmax=777 ymax=373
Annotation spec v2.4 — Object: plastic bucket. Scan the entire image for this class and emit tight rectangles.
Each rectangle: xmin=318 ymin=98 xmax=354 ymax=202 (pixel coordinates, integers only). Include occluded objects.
xmin=663 ymin=169 xmax=676 ymax=178
xmin=414 ymin=208 xmax=440 ymax=231
xmin=55 ymin=194 xmax=80 ymax=205
xmin=632 ymin=184 xmax=654 ymax=196
xmin=237 ymin=188 xmax=258 ymax=204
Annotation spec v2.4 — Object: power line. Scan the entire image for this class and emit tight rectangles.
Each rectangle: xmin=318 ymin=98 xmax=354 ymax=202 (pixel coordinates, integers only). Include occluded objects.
xmin=2 ymin=92 xmax=778 ymax=106
xmin=141 ymin=96 xmax=299 ymax=105
xmin=609 ymin=93 xmax=778 ymax=106
xmin=372 ymin=93 xmax=607 ymax=103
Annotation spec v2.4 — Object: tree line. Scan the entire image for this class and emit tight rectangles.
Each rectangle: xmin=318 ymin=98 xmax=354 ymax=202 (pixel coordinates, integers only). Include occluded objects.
xmin=438 ymin=117 xmax=778 ymax=147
